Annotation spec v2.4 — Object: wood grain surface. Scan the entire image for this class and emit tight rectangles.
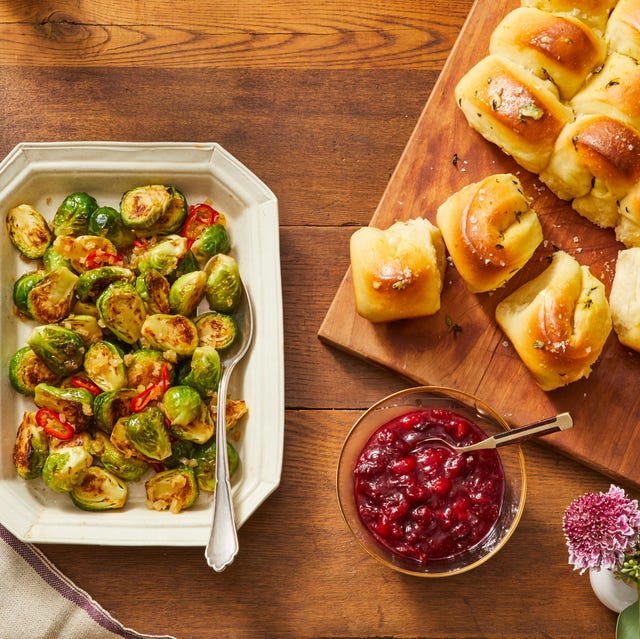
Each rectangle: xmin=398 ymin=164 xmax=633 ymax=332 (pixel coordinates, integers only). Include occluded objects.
xmin=319 ymin=0 xmax=640 ymax=488
xmin=0 ymin=1 xmax=632 ymax=637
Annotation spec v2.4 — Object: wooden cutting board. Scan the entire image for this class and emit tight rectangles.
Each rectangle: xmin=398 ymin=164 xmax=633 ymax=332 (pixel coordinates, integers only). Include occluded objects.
xmin=319 ymin=0 xmax=640 ymax=487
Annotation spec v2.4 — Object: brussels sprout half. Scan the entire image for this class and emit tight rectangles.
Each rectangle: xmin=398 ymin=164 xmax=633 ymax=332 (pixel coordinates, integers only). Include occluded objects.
xmin=135 ymin=270 xmax=171 ymax=314
xmin=140 ymin=314 xmax=198 ymax=358
xmin=6 ymin=204 xmax=52 ymax=259
xmin=96 ymin=281 xmax=146 ymax=344
xmin=76 ymin=265 xmax=134 ymax=303
xmin=168 ymin=270 xmax=206 ymax=317
xmin=133 ymin=235 xmax=188 ymax=276
xmin=93 ymin=431 xmax=149 ymax=481
xmin=93 ymin=388 xmax=137 ymax=434
xmin=42 ymin=438 xmax=93 ymax=493
xmin=194 ymin=440 xmax=239 ymax=492
xmin=13 ymin=271 xmax=44 ymax=318
xmin=52 ymin=192 xmax=98 ymax=237
xmin=195 ymin=311 xmax=237 ymax=351
xmin=53 ymin=235 xmax=120 ymax=273
xmin=180 ymin=345 xmax=220 ymax=399
xmin=27 ymin=266 xmax=79 ymax=324
xmin=162 ymin=385 xmax=214 ymax=444
xmin=9 ymin=346 xmax=61 ymax=396
xmin=191 ymin=223 xmax=231 ymax=265
xmin=27 ymin=324 xmax=86 ymax=378
xmin=120 ymin=185 xmax=171 ymax=230
xmin=83 ymin=340 xmax=127 ymax=392
xmin=70 ymin=465 xmax=128 ymax=511
xmin=204 ymin=253 xmax=242 ymax=312
xmin=145 ymin=466 xmax=199 ymax=513
xmin=162 ymin=385 xmax=203 ymax=427
xmin=120 ymin=406 xmax=172 ymax=461
xmin=34 ymin=383 xmax=95 ymax=431
xmin=151 ymin=187 xmax=188 ymax=235
xmin=13 ymin=411 xmax=49 ymax=480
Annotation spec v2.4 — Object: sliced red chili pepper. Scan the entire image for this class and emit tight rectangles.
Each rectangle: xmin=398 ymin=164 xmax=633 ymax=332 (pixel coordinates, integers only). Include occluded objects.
xmin=181 ymin=203 xmax=219 ymax=248
xmin=70 ymin=376 xmax=102 ymax=396
xmin=130 ymin=384 xmax=156 ymax=412
xmin=130 ymin=363 xmax=170 ymax=412
xmin=35 ymin=408 xmax=75 ymax=441
xmin=85 ymin=250 xmax=123 ymax=269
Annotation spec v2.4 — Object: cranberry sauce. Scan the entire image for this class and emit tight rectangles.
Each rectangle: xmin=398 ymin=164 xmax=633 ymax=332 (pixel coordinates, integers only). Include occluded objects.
xmin=353 ymin=408 xmax=505 ymax=565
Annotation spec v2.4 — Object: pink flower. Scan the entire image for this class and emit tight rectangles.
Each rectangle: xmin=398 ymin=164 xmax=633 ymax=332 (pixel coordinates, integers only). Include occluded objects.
xmin=563 ymin=485 xmax=640 ymax=574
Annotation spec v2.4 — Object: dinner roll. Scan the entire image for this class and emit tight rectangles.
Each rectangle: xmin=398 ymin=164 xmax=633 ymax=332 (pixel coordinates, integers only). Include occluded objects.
xmin=350 ymin=218 xmax=446 ymax=323
xmin=455 ymin=55 xmax=573 ymax=174
xmin=436 ymin=173 xmax=543 ymax=293
xmin=610 ymin=248 xmax=640 ymax=350
xmin=521 ymin=0 xmax=618 ymax=32
xmin=540 ymin=115 xmax=640 ymax=228
xmin=617 ymin=183 xmax=640 ymax=247
xmin=490 ymin=8 xmax=606 ymax=100
xmin=495 ymin=250 xmax=612 ymax=391
xmin=571 ymin=53 xmax=640 ymax=132
xmin=606 ymin=0 xmax=640 ymax=60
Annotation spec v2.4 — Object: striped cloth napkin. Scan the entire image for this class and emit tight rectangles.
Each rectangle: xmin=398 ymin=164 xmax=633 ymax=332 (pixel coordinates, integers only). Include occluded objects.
xmin=0 ymin=526 xmax=177 ymax=639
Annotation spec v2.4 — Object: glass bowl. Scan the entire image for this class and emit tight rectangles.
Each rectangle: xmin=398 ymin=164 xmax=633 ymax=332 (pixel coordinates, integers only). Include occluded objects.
xmin=336 ymin=386 xmax=527 ymax=577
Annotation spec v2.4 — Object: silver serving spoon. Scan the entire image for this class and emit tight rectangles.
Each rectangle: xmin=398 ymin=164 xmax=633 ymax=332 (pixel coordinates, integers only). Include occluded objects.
xmin=205 ymin=280 xmax=254 ymax=572
xmin=410 ymin=412 xmax=573 ymax=454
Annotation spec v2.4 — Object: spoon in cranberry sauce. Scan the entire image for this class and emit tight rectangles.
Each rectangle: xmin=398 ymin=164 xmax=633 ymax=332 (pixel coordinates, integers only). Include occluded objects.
xmin=410 ymin=412 xmax=572 ymax=455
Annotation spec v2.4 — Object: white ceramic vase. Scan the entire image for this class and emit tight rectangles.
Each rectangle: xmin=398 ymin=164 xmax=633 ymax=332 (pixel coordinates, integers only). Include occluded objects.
xmin=589 ymin=568 xmax=638 ymax=613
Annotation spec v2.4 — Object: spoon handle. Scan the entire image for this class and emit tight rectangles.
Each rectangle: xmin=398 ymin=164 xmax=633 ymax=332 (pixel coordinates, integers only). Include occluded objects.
xmin=205 ymin=364 xmax=239 ymax=571
xmin=476 ymin=412 xmax=573 ymax=450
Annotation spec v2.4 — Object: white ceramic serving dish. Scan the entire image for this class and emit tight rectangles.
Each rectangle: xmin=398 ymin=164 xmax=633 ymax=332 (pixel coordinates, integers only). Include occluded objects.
xmin=0 ymin=141 xmax=284 ymax=545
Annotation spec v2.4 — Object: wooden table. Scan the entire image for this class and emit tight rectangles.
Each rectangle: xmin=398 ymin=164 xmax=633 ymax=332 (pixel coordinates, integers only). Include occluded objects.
xmin=0 ymin=1 xmax=629 ymax=637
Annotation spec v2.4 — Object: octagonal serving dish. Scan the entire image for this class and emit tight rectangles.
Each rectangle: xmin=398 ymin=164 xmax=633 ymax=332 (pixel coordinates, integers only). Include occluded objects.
xmin=0 ymin=141 xmax=284 ymax=545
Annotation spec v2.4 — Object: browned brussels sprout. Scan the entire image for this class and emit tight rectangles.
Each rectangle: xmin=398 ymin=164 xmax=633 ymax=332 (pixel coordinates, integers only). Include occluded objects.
xmin=135 ymin=270 xmax=171 ymax=314
xmin=52 ymin=192 xmax=98 ymax=237
xmin=145 ymin=466 xmax=199 ymax=513
xmin=120 ymin=185 xmax=171 ymax=230
xmin=70 ymin=466 xmax=128 ymax=510
xmin=9 ymin=346 xmax=60 ymax=396
xmin=42 ymin=434 xmax=93 ymax=493
xmin=27 ymin=325 xmax=86 ymax=378
xmin=6 ymin=204 xmax=52 ymax=259
xmin=204 ymin=253 xmax=242 ymax=312
xmin=96 ymin=281 xmax=146 ymax=344
xmin=13 ymin=411 xmax=49 ymax=479
xmin=140 ymin=313 xmax=198 ymax=357
xmin=33 ymin=383 xmax=94 ymax=431
xmin=26 ymin=266 xmax=79 ymax=324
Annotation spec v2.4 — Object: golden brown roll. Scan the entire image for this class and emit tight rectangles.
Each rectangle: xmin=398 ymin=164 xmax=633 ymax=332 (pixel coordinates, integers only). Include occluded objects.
xmin=540 ymin=114 xmax=640 ymax=228
xmin=617 ymin=183 xmax=640 ymax=247
xmin=350 ymin=217 xmax=446 ymax=323
xmin=490 ymin=8 xmax=606 ymax=101
xmin=606 ymin=0 xmax=640 ymax=60
xmin=455 ymin=55 xmax=574 ymax=174
xmin=495 ymin=250 xmax=612 ymax=391
xmin=521 ymin=0 xmax=618 ymax=32
xmin=571 ymin=53 xmax=640 ymax=132
xmin=610 ymin=247 xmax=640 ymax=350
xmin=436 ymin=173 xmax=543 ymax=293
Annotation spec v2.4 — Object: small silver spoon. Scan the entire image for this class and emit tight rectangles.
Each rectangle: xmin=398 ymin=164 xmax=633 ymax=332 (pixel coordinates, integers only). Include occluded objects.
xmin=205 ymin=280 xmax=254 ymax=572
xmin=410 ymin=412 xmax=573 ymax=454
